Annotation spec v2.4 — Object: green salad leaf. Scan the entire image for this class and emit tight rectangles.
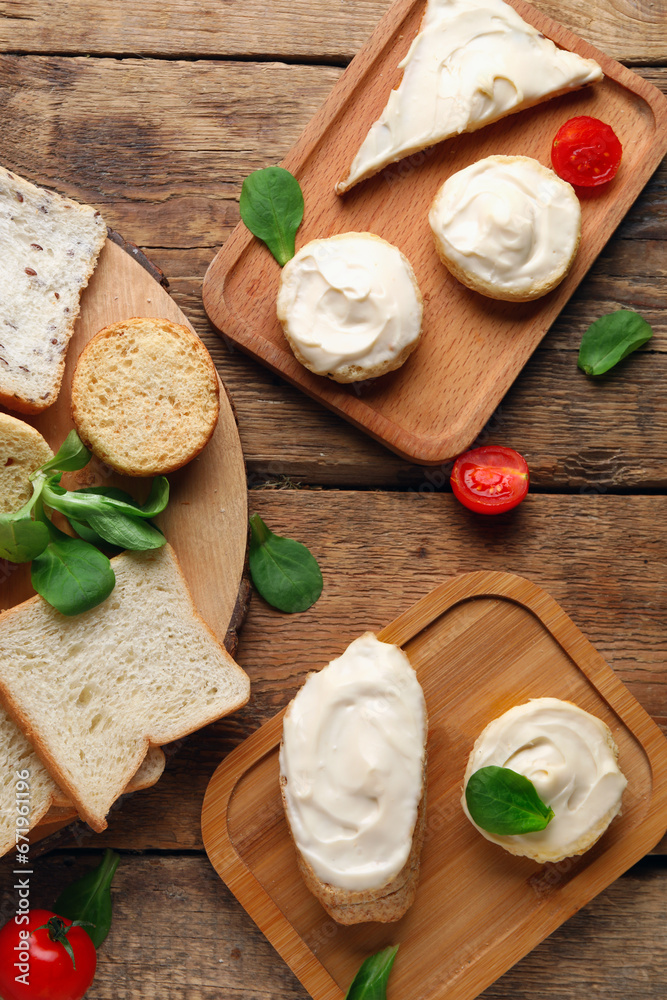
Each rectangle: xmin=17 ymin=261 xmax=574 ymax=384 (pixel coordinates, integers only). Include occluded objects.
xmin=578 ymin=309 xmax=653 ymax=376
xmin=249 ymin=513 xmax=322 ymax=613
xmin=31 ymin=522 xmax=116 ymax=616
xmin=239 ymin=166 xmax=304 ymax=266
xmin=35 ymin=429 xmax=92 ymax=475
xmin=0 ymin=513 xmax=50 ymax=563
xmin=345 ymin=946 xmax=399 ymax=1000
xmin=55 ymin=848 xmax=120 ymax=949
xmin=465 ymin=765 xmax=554 ymax=836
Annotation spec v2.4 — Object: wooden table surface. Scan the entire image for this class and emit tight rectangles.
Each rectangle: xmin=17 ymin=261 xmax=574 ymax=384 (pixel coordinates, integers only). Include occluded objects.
xmin=1 ymin=0 xmax=666 ymax=997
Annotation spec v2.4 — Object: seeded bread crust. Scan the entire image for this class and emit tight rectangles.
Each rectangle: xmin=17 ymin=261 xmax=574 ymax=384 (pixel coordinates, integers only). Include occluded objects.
xmin=0 ymin=166 xmax=107 ymax=413
xmin=0 ymin=414 xmax=52 ymax=513
xmin=0 ymin=545 xmax=250 ymax=832
xmin=71 ymin=317 xmax=220 ymax=476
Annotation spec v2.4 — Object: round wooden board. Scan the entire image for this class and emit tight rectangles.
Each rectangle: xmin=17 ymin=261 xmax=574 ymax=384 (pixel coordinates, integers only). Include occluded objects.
xmin=0 ymin=238 xmax=247 ymax=647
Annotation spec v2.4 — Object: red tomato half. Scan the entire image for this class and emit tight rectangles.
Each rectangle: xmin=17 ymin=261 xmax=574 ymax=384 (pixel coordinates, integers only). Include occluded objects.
xmin=551 ymin=116 xmax=622 ymax=188
xmin=0 ymin=910 xmax=97 ymax=1000
xmin=451 ymin=446 xmax=529 ymax=515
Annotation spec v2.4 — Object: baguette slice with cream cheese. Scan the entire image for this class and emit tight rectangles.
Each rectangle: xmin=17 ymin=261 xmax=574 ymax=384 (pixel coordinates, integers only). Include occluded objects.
xmin=280 ymin=632 xmax=427 ymax=924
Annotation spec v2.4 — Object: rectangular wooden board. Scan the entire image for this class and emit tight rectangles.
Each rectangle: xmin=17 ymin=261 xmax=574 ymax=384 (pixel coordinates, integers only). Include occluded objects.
xmin=202 ymin=0 xmax=667 ymax=465
xmin=201 ymin=571 xmax=667 ymax=1000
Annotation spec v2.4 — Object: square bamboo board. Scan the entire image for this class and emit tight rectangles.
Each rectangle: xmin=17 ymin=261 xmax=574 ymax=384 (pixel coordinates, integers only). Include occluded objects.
xmin=202 ymin=0 xmax=667 ymax=465
xmin=201 ymin=571 xmax=667 ymax=1000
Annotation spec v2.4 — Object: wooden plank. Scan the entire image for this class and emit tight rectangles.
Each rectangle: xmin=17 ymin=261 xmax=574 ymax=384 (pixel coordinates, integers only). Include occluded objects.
xmin=29 ymin=490 xmax=664 ymax=855
xmin=0 ymin=0 xmax=665 ymax=64
xmin=0 ymin=58 xmax=664 ymax=485
xmin=0 ymin=853 xmax=665 ymax=998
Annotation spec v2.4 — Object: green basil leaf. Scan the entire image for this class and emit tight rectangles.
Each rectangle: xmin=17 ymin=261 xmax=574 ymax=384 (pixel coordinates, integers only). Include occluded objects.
xmin=239 ymin=166 xmax=304 ymax=266
xmin=249 ymin=513 xmax=322 ymax=613
xmin=465 ymin=765 xmax=554 ymax=836
xmin=86 ymin=509 xmax=166 ymax=550
xmin=31 ymin=532 xmax=115 ymax=615
xmin=345 ymin=946 xmax=399 ymax=1000
xmin=578 ymin=309 xmax=653 ymax=376
xmin=37 ymin=430 xmax=91 ymax=474
xmin=55 ymin=848 xmax=120 ymax=949
xmin=0 ymin=514 xmax=50 ymax=562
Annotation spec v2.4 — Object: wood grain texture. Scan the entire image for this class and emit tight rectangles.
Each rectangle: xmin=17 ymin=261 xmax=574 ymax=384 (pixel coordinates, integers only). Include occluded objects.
xmin=1 ymin=0 xmax=665 ymax=63
xmin=0 ymin=853 xmax=665 ymax=998
xmin=1 ymin=54 xmax=660 ymax=482
xmin=202 ymin=572 xmax=667 ymax=1000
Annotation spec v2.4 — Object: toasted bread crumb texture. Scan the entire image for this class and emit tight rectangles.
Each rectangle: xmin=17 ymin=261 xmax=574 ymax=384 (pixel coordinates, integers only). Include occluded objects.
xmin=0 ymin=546 xmax=250 ymax=831
xmin=0 ymin=703 xmax=56 ymax=855
xmin=71 ymin=318 xmax=220 ymax=476
xmin=0 ymin=414 xmax=53 ymax=513
xmin=0 ymin=167 xmax=107 ymax=413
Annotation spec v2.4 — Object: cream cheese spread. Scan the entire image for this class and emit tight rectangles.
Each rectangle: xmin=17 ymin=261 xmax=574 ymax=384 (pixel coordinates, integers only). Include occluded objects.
xmin=462 ymin=698 xmax=627 ymax=861
xmin=429 ymin=155 xmax=580 ymax=297
xmin=280 ymin=632 xmax=427 ymax=891
xmin=337 ymin=0 xmax=603 ymax=192
xmin=276 ymin=233 xmax=422 ymax=381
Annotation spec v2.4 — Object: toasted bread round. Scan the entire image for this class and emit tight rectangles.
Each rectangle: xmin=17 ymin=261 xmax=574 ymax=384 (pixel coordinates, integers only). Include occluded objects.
xmin=0 ymin=414 xmax=52 ymax=513
xmin=429 ymin=155 xmax=581 ymax=302
xmin=71 ymin=318 xmax=220 ymax=476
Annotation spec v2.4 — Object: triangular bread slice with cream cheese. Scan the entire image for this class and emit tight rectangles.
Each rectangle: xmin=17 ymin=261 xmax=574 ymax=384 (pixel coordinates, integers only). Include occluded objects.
xmin=0 ymin=545 xmax=250 ymax=832
xmin=336 ymin=0 xmax=603 ymax=193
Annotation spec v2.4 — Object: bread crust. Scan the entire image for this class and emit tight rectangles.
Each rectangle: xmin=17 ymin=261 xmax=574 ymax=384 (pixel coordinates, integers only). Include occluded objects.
xmin=71 ymin=317 xmax=220 ymax=476
xmin=0 ymin=545 xmax=250 ymax=832
xmin=431 ymin=155 xmax=581 ymax=302
xmin=277 ymin=232 xmax=423 ymax=383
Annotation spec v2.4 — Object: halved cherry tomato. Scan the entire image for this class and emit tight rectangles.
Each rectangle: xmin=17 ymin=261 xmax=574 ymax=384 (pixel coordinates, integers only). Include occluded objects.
xmin=0 ymin=910 xmax=97 ymax=1000
xmin=551 ymin=116 xmax=622 ymax=188
xmin=450 ymin=446 xmax=529 ymax=514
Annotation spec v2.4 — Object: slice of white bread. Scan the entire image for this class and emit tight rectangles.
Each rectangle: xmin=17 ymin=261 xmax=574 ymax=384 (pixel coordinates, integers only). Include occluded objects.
xmin=71 ymin=318 xmax=220 ymax=476
xmin=336 ymin=0 xmax=603 ymax=193
xmin=0 ymin=166 xmax=107 ymax=413
xmin=0 ymin=414 xmax=52 ymax=513
xmin=0 ymin=545 xmax=250 ymax=831
xmin=38 ymin=747 xmax=167 ymax=826
xmin=0 ymin=703 xmax=166 ymax=853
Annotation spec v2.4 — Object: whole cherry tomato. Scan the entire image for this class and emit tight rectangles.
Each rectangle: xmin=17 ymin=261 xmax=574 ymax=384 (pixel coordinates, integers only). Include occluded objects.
xmin=551 ymin=116 xmax=622 ymax=187
xmin=450 ymin=445 xmax=529 ymax=514
xmin=0 ymin=910 xmax=97 ymax=1000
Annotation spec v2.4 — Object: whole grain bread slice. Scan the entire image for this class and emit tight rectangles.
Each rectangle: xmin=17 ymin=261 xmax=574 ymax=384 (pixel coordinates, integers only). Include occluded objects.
xmin=0 ymin=414 xmax=52 ymax=513
xmin=0 ymin=166 xmax=107 ymax=413
xmin=0 ymin=545 xmax=250 ymax=832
